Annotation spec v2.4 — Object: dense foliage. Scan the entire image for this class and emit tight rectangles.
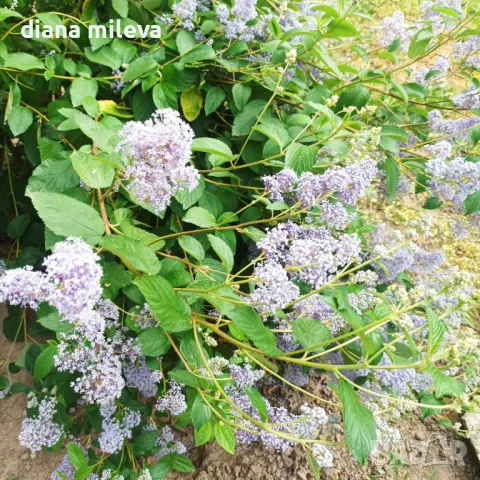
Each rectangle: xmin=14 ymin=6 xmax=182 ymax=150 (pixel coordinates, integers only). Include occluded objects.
xmin=0 ymin=0 xmax=480 ymax=478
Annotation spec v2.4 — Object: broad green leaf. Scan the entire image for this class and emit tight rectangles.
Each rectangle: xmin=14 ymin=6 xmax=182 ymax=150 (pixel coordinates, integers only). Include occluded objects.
xmin=255 ymin=120 xmax=290 ymax=148
xmin=138 ymin=327 xmax=171 ymax=356
xmin=213 ymin=422 xmax=236 ymax=454
xmin=465 ymin=191 xmax=480 ymax=215
xmin=326 ymin=19 xmax=358 ymax=37
xmin=29 ymin=192 xmax=105 ymax=245
xmin=68 ymin=442 xmax=87 ymax=470
xmin=134 ymin=275 xmax=192 ymax=332
xmin=122 ymin=56 xmax=158 ymax=82
xmin=132 ymin=430 xmax=159 ymax=456
xmin=175 ymin=176 xmax=205 ymax=209
xmin=3 ymin=53 xmax=44 ymax=71
xmin=38 ymin=311 xmax=73 ymax=333
xmin=338 ymin=379 xmax=376 ymax=465
xmin=426 ymin=307 xmax=445 ymax=355
xmin=293 ymin=318 xmax=331 ymax=353
xmin=244 ymin=386 xmax=268 ymax=422
xmin=70 ymin=78 xmax=98 ymax=107
xmin=408 ymin=28 xmax=435 ymax=58
xmin=112 ymin=0 xmax=129 ymax=17
xmin=0 ymin=8 xmax=23 ymax=20
xmin=86 ymin=46 xmax=122 ymax=70
xmin=191 ymin=395 xmax=211 ymax=430
xmin=34 ymin=346 xmax=57 ymax=380
xmin=178 ymin=235 xmax=205 ymax=262
xmin=183 ymin=207 xmax=217 ymax=228
xmin=232 ymin=99 xmax=267 ymax=136
xmin=195 ymin=421 xmax=213 ymax=446
xmin=192 ymin=137 xmax=233 ymax=159
xmin=385 ymin=157 xmax=399 ymax=201
xmin=208 ymin=234 xmax=234 ymax=272
xmin=159 ymin=454 xmax=195 ymax=473
xmin=205 ymin=87 xmax=226 ymax=116
xmin=429 ymin=366 xmax=465 ymax=398
xmin=100 ymin=235 xmax=161 ymax=274
xmin=285 ymin=143 xmax=318 ymax=174
xmin=335 ymin=85 xmax=371 ymax=112
xmin=153 ymin=83 xmax=178 ymax=110
xmin=71 ymin=151 xmax=115 ymax=189
xmin=182 ymin=45 xmax=216 ymax=64
xmin=227 ymin=308 xmax=282 ymax=357
xmin=232 ymin=83 xmax=252 ymax=110
xmin=8 ymin=106 xmax=33 ymax=136
xmin=181 ymin=86 xmax=202 ymax=122
xmin=176 ymin=30 xmax=196 ymax=54
xmin=7 ymin=214 xmax=31 ymax=239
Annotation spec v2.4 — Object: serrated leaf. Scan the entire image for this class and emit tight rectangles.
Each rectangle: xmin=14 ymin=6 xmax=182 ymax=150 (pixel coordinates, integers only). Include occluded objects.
xmin=29 ymin=192 xmax=105 ymax=245
xmin=227 ymin=308 xmax=282 ymax=357
xmin=178 ymin=235 xmax=205 ymax=262
xmin=285 ymin=143 xmax=318 ymax=174
xmin=464 ymin=191 xmax=480 ymax=215
xmin=8 ymin=106 xmax=33 ymax=136
xmin=244 ymin=386 xmax=268 ymax=422
xmin=232 ymin=83 xmax=251 ymax=110
xmin=192 ymin=137 xmax=233 ymax=159
xmin=68 ymin=442 xmax=86 ymax=470
xmin=134 ymin=275 xmax=192 ymax=332
xmin=426 ymin=307 xmax=445 ymax=355
xmin=138 ymin=327 xmax=171 ymax=356
xmin=183 ymin=207 xmax=217 ymax=228
xmin=122 ymin=56 xmax=158 ymax=82
xmin=71 ymin=151 xmax=115 ymax=189
xmin=293 ymin=318 xmax=331 ymax=353
xmin=34 ymin=346 xmax=57 ymax=380
xmin=101 ymin=235 xmax=161 ymax=274
xmin=70 ymin=78 xmax=98 ymax=107
xmin=429 ymin=366 xmax=466 ymax=398
xmin=213 ymin=422 xmax=236 ymax=454
xmin=338 ymin=379 xmax=376 ymax=465
xmin=192 ymin=395 xmax=211 ymax=429
xmin=208 ymin=234 xmax=234 ymax=272
xmin=205 ymin=87 xmax=225 ymax=116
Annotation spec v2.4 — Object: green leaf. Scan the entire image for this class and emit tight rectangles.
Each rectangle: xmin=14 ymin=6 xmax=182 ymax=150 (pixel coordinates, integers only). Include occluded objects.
xmin=0 ymin=8 xmax=23 ymax=20
xmin=138 ymin=327 xmax=171 ymax=356
xmin=38 ymin=311 xmax=73 ymax=333
xmin=232 ymin=99 xmax=267 ymax=136
xmin=29 ymin=192 xmax=105 ymax=245
xmin=423 ymin=197 xmax=442 ymax=210
xmin=326 ymin=19 xmax=358 ymax=37
xmin=100 ymin=235 xmax=161 ymax=274
xmin=213 ymin=422 xmax=236 ymax=454
xmin=205 ymin=87 xmax=226 ymax=116
xmin=74 ymin=466 xmax=94 ymax=480
xmin=159 ymin=454 xmax=195 ymax=473
xmin=176 ymin=30 xmax=196 ymax=55
xmin=71 ymin=152 xmax=115 ymax=189
xmin=3 ymin=53 xmax=44 ymax=71
xmin=112 ymin=0 xmax=129 ymax=17
xmin=195 ymin=421 xmax=213 ymax=446
xmin=208 ymin=234 xmax=234 ymax=272
xmin=181 ymin=86 xmax=203 ymax=122
xmin=244 ymin=386 xmax=268 ymax=422
xmin=385 ymin=157 xmax=399 ymax=201
xmin=293 ymin=318 xmax=331 ymax=353
xmin=132 ymin=430 xmax=159 ymax=456
xmin=338 ymin=379 xmax=376 ymax=465
xmin=285 ymin=144 xmax=318 ymax=174
xmin=182 ymin=45 xmax=216 ymax=64
xmin=34 ymin=346 xmax=57 ymax=380
xmin=148 ymin=462 xmax=171 ymax=480
xmin=8 ymin=106 xmax=33 ymax=136
xmin=175 ymin=176 xmax=205 ymax=209
xmin=178 ymin=235 xmax=205 ymax=262
xmin=86 ymin=46 xmax=122 ymax=70
xmin=68 ymin=442 xmax=87 ymax=470
xmin=408 ymin=28 xmax=435 ymax=59
xmin=464 ymin=191 xmax=480 ymax=215
xmin=7 ymin=214 xmax=31 ymax=239
xmin=192 ymin=395 xmax=211 ymax=430
xmin=183 ymin=207 xmax=217 ymax=228
xmin=70 ymin=78 xmax=98 ymax=107
xmin=232 ymin=84 xmax=252 ymax=110
xmin=430 ymin=366 xmax=465 ymax=398
xmin=134 ymin=275 xmax=192 ymax=332
xmin=227 ymin=308 xmax=282 ymax=357
xmin=192 ymin=137 xmax=233 ymax=159
xmin=122 ymin=56 xmax=158 ymax=82
xmin=470 ymin=127 xmax=480 ymax=147
xmin=255 ymin=119 xmax=290 ymax=148
xmin=426 ymin=307 xmax=445 ymax=355
xmin=335 ymin=85 xmax=371 ymax=112
xmin=27 ymin=156 xmax=79 ymax=194
xmin=152 ymin=83 xmax=178 ymax=110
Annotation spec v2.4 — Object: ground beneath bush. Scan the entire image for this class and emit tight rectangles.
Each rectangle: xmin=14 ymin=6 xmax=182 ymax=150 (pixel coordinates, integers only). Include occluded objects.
xmin=1 ymin=306 xmax=479 ymax=480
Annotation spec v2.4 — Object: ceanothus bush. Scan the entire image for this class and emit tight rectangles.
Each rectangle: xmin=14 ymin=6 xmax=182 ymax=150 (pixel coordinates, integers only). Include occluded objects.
xmin=0 ymin=0 xmax=480 ymax=478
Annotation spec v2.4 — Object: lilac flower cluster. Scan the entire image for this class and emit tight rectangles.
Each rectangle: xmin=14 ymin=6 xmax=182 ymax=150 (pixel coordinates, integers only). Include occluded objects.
xmin=98 ymin=407 xmax=141 ymax=454
xmin=419 ymin=0 xmax=463 ymax=33
xmin=19 ymin=397 xmax=62 ymax=452
xmin=124 ymin=358 xmax=163 ymax=397
xmin=155 ymin=381 xmax=187 ymax=415
xmin=263 ymin=158 xmax=377 ymax=208
xmin=452 ymin=87 xmax=480 ymax=110
xmin=294 ymin=294 xmax=345 ymax=335
xmin=376 ymin=11 xmax=415 ymax=52
xmin=428 ymin=110 xmax=480 ymax=141
xmin=426 ymin=155 xmax=480 ymax=211
xmin=230 ymin=363 xmax=264 ymax=388
xmin=374 ymin=356 xmax=416 ymax=395
xmin=54 ymin=331 xmax=125 ymax=404
xmin=172 ymin=0 xmax=197 ymax=30
xmin=454 ymin=35 xmax=480 ymax=69
xmin=154 ymin=425 xmax=187 ymax=458
xmin=118 ymin=109 xmax=199 ymax=214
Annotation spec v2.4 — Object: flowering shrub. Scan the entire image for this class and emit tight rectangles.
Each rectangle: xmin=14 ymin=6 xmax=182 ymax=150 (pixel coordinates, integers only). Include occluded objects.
xmin=0 ymin=0 xmax=480 ymax=478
